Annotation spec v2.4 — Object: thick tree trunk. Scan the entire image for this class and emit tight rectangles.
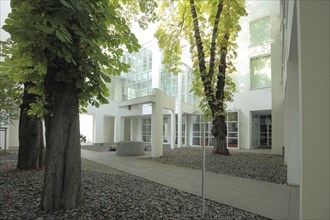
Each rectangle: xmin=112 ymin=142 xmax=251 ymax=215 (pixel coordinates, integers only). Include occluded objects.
xmin=41 ymin=70 xmax=81 ymax=211
xmin=212 ymin=115 xmax=229 ymax=155
xmin=17 ymin=83 xmax=44 ymax=170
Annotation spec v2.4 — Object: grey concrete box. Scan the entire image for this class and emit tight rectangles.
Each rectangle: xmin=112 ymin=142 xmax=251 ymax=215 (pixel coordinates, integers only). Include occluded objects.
xmin=116 ymin=141 xmax=145 ymax=156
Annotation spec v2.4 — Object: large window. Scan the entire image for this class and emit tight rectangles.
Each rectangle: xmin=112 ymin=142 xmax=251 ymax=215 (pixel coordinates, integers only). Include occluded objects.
xmin=160 ymin=65 xmax=195 ymax=105
xmin=249 ymin=16 xmax=271 ymax=46
xmin=192 ymin=112 xmax=239 ymax=148
xmin=122 ymin=48 xmax=153 ymax=100
xmin=250 ymin=56 xmax=271 ymax=89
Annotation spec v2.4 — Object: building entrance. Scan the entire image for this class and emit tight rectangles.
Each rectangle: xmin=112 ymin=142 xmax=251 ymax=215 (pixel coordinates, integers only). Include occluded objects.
xmin=251 ymin=111 xmax=272 ymax=148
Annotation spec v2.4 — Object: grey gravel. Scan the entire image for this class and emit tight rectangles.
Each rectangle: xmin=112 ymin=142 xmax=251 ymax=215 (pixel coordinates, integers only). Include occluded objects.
xmin=144 ymin=147 xmax=287 ymax=184
xmin=0 ymin=150 xmax=269 ymax=220
xmin=82 ymin=145 xmax=287 ymax=184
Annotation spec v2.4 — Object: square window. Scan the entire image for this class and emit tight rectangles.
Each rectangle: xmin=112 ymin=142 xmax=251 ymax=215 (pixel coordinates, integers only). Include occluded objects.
xmin=250 ymin=56 xmax=271 ymax=89
xmin=250 ymin=16 xmax=271 ymax=46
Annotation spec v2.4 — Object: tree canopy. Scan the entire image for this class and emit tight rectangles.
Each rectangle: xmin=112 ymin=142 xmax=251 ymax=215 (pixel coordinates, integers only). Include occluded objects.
xmin=0 ymin=40 xmax=21 ymax=126
xmin=155 ymin=0 xmax=246 ymax=154
xmin=1 ymin=0 xmax=157 ymax=114
xmin=1 ymin=0 xmax=158 ymax=211
xmin=155 ymin=0 xmax=246 ymax=119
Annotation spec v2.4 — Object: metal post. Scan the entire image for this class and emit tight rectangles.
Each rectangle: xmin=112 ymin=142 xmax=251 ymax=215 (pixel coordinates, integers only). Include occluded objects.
xmin=201 ymin=121 xmax=206 ymax=216
xmin=4 ymin=128 xmax=7 ymax=153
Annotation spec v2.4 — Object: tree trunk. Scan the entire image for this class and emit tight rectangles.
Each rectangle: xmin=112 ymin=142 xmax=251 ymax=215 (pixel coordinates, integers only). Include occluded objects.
xmin=17 ymin=83 xmax=44 ymax=170
xmin=212 ymin=115 xmax=229 ymax=155
xmin=41 ymin=69 xmax=81 ymax=211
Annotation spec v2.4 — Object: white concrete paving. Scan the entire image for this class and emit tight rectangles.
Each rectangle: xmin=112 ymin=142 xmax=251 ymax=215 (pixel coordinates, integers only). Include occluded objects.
xmin=81 ymin=149 xmax=299 ymax=219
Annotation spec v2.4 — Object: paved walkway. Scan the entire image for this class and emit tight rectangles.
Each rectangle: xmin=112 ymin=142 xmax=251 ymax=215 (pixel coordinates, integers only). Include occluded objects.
xmin=81 ymin=149 xmax=299 ymax=220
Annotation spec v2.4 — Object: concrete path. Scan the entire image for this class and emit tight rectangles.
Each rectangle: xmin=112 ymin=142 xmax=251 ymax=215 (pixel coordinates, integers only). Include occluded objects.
xmin=81 ymin=149 xmax=299 ymax=220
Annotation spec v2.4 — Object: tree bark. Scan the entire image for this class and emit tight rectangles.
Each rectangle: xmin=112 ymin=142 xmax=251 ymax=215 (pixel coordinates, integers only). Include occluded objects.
xmin=41 ymin=67 xmax=81 ymax=211
xmin=212 ymin=115 xmax=229 ymax=155
xmin=17 ymin=83 xmax=44 ymax=170
xmin=212 ymin=34 xmax=230 ymax=155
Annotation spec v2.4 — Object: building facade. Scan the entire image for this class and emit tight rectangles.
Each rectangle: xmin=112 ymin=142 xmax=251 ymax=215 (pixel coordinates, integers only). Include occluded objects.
xmin=2 ymin=1 xmax=282 ymax=156
xmin=2 ymin=0 xmax=329 ymax=219
xmin=281 ymin=0 xmax=329 ymax=219
xmin=78 ymin=1 xmax=282 ymax=156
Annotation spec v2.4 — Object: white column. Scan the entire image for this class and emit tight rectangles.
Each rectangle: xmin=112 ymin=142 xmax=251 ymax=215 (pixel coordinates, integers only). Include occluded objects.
xmin=177 ymin=72 xmax=182 ymax=148
xmin=170 ymin=110 xmax=176 ymax=149
xmin=120 ymin=117 xmax=125 ymax=141
xmin=184 ymin=116 xmax=187 ymax=146
xmin=297 ymin=1 xmax=330 ymax=219
xmin=151 ymin=89 xmax=163 ymax=157
xmin=137 ymin=118 xmax=142 ymax=141
xmin=130 ymin=117 xmax=134 ymax=141
xmin=286 ymin=56 xmax=300 ymax=186
xmin=94 ymin=114 xmax=104 ymax=143
xmin=271 ymin=13 xmax=284 ymax=155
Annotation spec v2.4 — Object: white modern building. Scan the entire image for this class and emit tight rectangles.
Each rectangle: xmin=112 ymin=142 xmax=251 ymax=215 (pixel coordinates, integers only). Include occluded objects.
xmin=79 ymin=1 xmax=282 ymax=157
xmin=1 ymin=0 xmax=329 ymax=219
xmin=281 ymin=0 xmax=329 ymax=219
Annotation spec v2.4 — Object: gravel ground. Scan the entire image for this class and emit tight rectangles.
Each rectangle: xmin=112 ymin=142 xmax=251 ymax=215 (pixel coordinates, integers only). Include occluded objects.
xmin=0 ymin=150 xmax=269 ymax=220
xmin=82 ymin=145 xmax=287 ymax=184
xmin=145 ymin=147 xmax=287 ymax=184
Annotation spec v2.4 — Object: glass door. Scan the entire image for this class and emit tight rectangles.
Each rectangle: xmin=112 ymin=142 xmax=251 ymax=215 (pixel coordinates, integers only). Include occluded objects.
xmin=259 ymin=115 xmax=272 ymax=147
xmin=227 ymin=111 xmax=239 ymax=148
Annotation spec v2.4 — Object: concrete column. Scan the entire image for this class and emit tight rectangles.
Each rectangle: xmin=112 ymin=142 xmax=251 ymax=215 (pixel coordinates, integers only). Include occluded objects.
xmin=297 ymin=1 xmax=330 ymax=219
xmin=286 ymin=58 xmax=300 ymax=186
xmin=130 ymin=117 xmax=134 ymax=141
xmin=271 ymin=13 xmax=284 ymax=155
xmin=114 ymin=115 xmax=121 ymax=142
xmin=187 ymin=115 xmax=193 ymax=146
xmin=177 ymin=72 xmax=183 ymax=148
xmin=120 ymin=117 xmax=125 ymax=141
xmin=183 ymin=115 xmax=187 ymax=146
xmin=137 ymin=118 xmax=142 ymax=141
xmin=170 ymin=110 xmax=176 ymax=149
xmin=151 ymin=89 xmax=163 ymax=157
xmin=94 ymin=114 xmax=104 ymax=143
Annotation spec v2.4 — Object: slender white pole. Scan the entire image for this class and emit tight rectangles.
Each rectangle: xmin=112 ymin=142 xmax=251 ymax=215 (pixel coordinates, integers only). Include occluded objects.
xmin=201 ymin=121 xmax=205 ymax=216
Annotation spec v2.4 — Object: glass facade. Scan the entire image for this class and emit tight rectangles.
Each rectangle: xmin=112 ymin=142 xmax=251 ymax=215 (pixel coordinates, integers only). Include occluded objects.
xmin=161 ymin=70 xmax=178 ymax=100
xmin=160 ymin=65 xmax=195 ymax=105
xmin=122 ymin=48 xmax=153 ymax=100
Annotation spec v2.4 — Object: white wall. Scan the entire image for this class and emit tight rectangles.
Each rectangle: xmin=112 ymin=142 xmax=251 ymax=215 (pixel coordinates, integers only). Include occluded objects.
xmin=231 ymin=0 xmax=281 ymax=149
xmin=86 ymin=101 xmax=120 ymax=143
xmin=283 ymin=2 xmax=300 ymax=186
xmin=103 ymin=116 xmax=115 ymax=143
xmin=297 ymin=1 xmax=330 ymax=219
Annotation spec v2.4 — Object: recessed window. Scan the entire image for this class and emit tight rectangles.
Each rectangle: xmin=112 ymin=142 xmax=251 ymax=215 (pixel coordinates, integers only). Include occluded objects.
xmin=250 ymin=16 xmax=270 ymax=46
xmin=250 ymin=56 xmax=271 ymax=89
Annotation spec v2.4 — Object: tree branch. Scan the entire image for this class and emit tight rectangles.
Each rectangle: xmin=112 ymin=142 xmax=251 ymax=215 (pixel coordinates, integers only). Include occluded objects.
xmin=216 ymin=33 xmax=230 ymax=112
xmin=209 ymin=0 xmax=224 ymax=82
xmin=189 ymin=0 xmax=216 ymax=114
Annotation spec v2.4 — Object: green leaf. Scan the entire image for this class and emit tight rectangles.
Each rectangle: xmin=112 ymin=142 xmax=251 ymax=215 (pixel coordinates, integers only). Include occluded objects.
xmin=59 ymin=0 xmax=74 ymax=10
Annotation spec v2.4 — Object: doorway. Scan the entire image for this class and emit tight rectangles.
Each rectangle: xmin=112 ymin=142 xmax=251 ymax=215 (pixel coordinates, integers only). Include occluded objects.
xmin=251 ymin=111 xmax=272 ymax=148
